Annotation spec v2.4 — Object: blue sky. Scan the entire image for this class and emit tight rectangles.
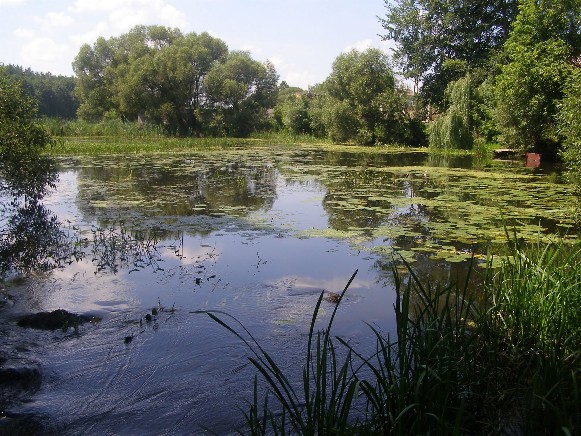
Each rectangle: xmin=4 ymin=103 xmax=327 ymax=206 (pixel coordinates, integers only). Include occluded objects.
xmin=0 ymin=0 xmax=395 ymax=89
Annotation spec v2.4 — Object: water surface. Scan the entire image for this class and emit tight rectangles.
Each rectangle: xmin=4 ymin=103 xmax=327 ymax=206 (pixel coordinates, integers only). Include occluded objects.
xmin=2 ymin=145 xmax=576 ymax=433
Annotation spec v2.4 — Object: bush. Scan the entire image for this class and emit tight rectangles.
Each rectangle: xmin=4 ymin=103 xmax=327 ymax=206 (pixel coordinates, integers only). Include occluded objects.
xmin=559 ymin=68 xmax=581 ymax=198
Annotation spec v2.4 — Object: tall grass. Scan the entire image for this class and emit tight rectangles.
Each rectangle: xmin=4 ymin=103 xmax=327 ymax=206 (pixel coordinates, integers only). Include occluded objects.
xmin=198 ymin=270 xmax=362 ymax=434
xmin=202 ymin=238 xmax=581 ymax=434
xmin=43 ymin=118 xmax=165 ymax=138
xmin=41 ymin=118 xmax=333 ymax=155
xmin=46 ymin=136 xmax=261 ymax=155
xmin=250 ymin=131 xmax=332 ymax=146
xmin=480 ymin=238 xmax=581 ymax=433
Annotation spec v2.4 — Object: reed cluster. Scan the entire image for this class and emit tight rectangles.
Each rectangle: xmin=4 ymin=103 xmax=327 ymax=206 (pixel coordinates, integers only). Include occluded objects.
xmin=204 ymin=237 xmax=581 ymax=434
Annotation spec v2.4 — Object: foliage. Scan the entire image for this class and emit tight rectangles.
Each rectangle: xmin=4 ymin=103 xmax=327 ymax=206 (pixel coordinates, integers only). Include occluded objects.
xmin=314 ymin=49 xmax=420 ymax=146
xmin=1 ymin=64 xmax=79 ymax=119
xmin=43 ymin=117 xmax=165 ymax=139
xmin=0 ymin=71 xmax=77 ymax=277
xmin=559 ymin=68 xmax=581 ymax=198
xmin=73 ymin=25 xmax=278 ymax=137
xmin=271 ymin=86 xmax=312 ymax=135
xmin=380 ymin=0 xmax=519 ymax=107
xmin=429 ymin=75 xmax=473 ymax=150
xmin=0 ymin=71 xmax=52 ymax=182
xmin=481 ymin=238 xmax=581 ymax=433
xmin=204 ymin=52 xmax=278 ymax=137
xmin=493 ymin=0 xmax=580 ymax=153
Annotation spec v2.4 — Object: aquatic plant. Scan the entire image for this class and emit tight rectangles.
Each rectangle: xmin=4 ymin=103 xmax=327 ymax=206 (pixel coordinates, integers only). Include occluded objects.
xmin=199 ymin=270 xmax=363 ymax=434
xmin=43 ymin=118 xmax=165 ymax=139
xmin=203 ymin=237 xmax=581 ymax=434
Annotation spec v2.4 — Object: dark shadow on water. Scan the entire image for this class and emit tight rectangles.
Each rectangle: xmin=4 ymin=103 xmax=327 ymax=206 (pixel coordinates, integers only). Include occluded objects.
xmin=0 ymin=154 xmax=81 ymax=278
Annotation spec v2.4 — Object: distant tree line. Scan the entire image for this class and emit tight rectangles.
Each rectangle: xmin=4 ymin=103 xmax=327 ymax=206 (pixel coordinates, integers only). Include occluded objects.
xmin=4 ymin=0 xmax=580 ymax=157
xmin=1 ymin=64 xmax=79 ymax=119
xmin=72 ymin=25 xmax=421 ymax=144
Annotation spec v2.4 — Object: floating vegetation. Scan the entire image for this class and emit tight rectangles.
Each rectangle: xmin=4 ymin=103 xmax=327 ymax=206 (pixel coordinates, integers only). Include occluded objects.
xmin=50 ymin=145 xmax=578 ymax=269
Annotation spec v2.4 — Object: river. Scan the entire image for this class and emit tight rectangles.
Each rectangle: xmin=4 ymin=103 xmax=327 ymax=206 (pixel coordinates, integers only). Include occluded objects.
xmin=1 ymin=145 xmax=576 ymax=434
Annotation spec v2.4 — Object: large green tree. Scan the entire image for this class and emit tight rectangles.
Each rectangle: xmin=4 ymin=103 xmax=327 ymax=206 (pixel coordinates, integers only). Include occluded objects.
xmin=0 ymin=71 xmax=73 ymax=276
xmin=315 ymin=49 xmax=416 ymax=145
xmin=493 ymin=0 xmax=581 ymax=152
xmin=0 ymin=71 xmax=49 ymax=152
xmin=381 ymin=0 xmax=519 ymax=107
xmin=204 ymin=52 xmax=278 ymax=137
xmin=73 ymin=25 xmax=274 ymax=136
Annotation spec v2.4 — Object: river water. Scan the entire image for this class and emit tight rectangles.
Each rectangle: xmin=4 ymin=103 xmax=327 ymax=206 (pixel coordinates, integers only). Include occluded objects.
xmin=1 ymin=145 xmax=576 ymax=434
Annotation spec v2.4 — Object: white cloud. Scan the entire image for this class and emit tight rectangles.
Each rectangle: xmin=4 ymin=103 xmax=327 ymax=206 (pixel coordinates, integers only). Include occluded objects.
xmin=344 ymin=39 xmax=373 ymax=53
xmin=70 ymin=0 xmax=129 ymax=12
xmin=0 ymin=0 xmax=24 ymax=5
xmin=159 ymin=3 xmax=186 ymax=27
xmin=240 ymin=43 xmax=262 ymax=56
xmin=268 ymin=56 xmax=284 ymax=69
xmin=284 ymin=71 xmax=318 ymax=89
xmin=44 ymin=12 xmax=74 ymax=27
xmin=72 ymin=21 xmax=111 ymax=46
xmin=14 ymin=28 xmax=35 ymax=38
xmin=379 ymin=39 xmax=397 ymax=54
xmin=20 ymin=37 xmax=70 ymax=73
xmin=69 ymin=0 xmax=187 ymax=30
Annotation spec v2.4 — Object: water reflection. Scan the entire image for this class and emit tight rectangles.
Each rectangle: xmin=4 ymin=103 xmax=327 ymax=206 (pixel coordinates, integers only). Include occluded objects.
xmin=0 ymin=153 xmax=82 ymax=277
xmin=57 ymin=147 xmax=579 ymax=276
xmin=2 ymin=146 xmax=578 ymax=433
xmin=74 ymin=154 xmax=278 ymax=229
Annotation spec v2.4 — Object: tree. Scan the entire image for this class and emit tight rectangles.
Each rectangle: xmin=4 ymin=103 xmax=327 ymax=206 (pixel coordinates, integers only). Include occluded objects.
xmin=315 ymin=49 xmax=415 ymax=145
xmin=73 ymin=26 xmax=277 ymax=136
xmin=114 ymin=30 xmax=228 ymax=134
xmin=272 ymin=86 xmax=312 ymax=134
xmin=559 ymin=68 xmax=581 ymax=197
xmin=380 ymin=0 xmax=519 ymax=107
xmin=493 ymin=0 xmax=581 ymax=152
xmin=0 ymin=70 xmax=73 ymax=276
xmin=429 ymin=75 xmax=473 ymax=150
xmin=0 ymin=70 xmax=52 ymax=171
xmin=204 ymin=51 xmax=278 ymax=137
xmin=2 ymin=64 xmax=79 ymax=119
xmin=73 ymin=36 xmax=118 ymax=120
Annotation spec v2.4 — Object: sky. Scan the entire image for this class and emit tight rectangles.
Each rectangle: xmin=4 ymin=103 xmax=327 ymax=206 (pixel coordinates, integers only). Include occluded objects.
xmin=0 ymin=0 xmax=396 ymax=89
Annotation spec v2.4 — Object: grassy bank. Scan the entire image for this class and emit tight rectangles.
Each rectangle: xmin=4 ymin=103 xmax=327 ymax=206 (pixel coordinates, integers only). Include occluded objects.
xmin=203 ymin=238 xmax=581 ymax=434
xmin=46 ymin=136 xmax=266 ymax=155
xmin=41 ymin=118 xmax=334 ymax=155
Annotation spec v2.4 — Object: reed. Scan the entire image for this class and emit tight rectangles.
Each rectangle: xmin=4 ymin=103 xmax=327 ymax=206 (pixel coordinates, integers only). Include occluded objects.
xmin=198 ymin=270 xmax=362 ymax=434
xmin=202 ymin=237 xmax=581 ymax=434
xmin=43 ymin=118 xmax=165 ymax=138
xmin=45 ymin=136 xmax=261 ymax=155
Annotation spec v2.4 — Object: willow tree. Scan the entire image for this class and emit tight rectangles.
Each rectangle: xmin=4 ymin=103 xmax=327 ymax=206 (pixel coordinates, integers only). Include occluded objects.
xmin=429 ymin=75 xmax=473 ymax=150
